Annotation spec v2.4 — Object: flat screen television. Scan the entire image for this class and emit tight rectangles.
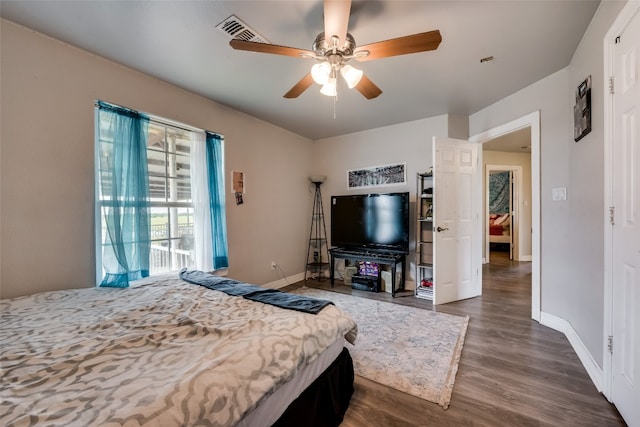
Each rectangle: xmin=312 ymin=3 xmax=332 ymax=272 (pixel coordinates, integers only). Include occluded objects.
xmin=330 ymin=192 xmax=410 ymax=254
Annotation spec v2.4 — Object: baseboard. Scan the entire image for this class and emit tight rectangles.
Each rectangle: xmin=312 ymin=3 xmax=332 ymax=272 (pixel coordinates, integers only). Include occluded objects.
xmin=519 ymin=255 xmax=532 ymax=262
xmin=540 ymin=311 xmax=603 ymax=392
xmin=263 ymin=272 xmax=305 ymax=289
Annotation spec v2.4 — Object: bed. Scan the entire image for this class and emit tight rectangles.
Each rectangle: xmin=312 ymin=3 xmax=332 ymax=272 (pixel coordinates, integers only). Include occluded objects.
xmin=489 ymin=213 xmax=511 ymax=243
xmin=0 ymin=272 xmax=358 ymax=427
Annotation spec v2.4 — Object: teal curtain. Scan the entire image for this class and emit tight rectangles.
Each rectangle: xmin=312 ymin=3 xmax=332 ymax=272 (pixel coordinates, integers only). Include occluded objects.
xmin=96 ymin=101 xmax=151 ymax=287
xmin=205 ymin=132 xmax=229 ymax=269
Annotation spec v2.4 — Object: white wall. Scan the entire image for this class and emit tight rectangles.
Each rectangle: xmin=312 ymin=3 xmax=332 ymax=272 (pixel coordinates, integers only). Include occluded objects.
xmin=0 ymin=19 xmax=313 ymax=299
xmin=312 ymin=115 xmax=449 ymax=286
xmin=447 ymin=115 xmax=470 ymax=140
xmin=469 ymin=1 xmax=626 ymax=368
xmin=483 ymin=150 xmax=532 ymax=261
xmin=563 ymin=0 xmax=626 ymax=366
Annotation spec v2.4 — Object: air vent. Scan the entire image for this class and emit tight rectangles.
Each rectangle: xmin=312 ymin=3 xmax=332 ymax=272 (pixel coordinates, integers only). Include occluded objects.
xmin=216 ymin=15 xmax=270 ymax=44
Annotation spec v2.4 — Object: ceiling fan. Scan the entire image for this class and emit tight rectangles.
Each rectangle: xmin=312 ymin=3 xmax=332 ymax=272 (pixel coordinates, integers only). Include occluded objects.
xmin=229 ymin=0 xmax=442 ymax=100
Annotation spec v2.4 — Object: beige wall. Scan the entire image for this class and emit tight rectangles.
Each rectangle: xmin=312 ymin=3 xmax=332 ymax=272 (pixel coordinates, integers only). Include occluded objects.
xmin=0 ymin=19 xmax=313 ymax=298
xmin=483 ymin=150 xmax=533 ymax=261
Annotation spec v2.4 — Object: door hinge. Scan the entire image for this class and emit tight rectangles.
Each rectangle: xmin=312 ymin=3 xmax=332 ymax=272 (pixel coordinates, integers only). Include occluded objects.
xmin=608 ymin=335 xmax=613 ymax=353
xmin=609 ymin=206 xmax=615 ymax=225
xmin=608 ymin=76 xmax=614 ymax=95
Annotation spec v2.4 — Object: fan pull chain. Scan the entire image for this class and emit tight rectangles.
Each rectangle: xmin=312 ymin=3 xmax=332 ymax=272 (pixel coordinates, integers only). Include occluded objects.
xmin=333 ymin=94 xmax=337 ymax=120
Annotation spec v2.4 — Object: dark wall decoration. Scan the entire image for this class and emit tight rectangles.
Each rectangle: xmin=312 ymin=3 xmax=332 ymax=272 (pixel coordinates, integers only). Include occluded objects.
xmin=574 ymin=75 xmax=592 ymax=142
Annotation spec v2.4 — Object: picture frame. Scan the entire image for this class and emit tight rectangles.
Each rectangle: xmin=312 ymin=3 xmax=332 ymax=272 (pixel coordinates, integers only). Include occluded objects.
xmin=232 ymin=171 xmax=244 ymax=205
xmin=347 ymin=162 xmax=406 ymax=190
xmin=232 ymin=171 xmax=244 ymax=193
xmin=574 ymin=76 xmax=592 ymax=142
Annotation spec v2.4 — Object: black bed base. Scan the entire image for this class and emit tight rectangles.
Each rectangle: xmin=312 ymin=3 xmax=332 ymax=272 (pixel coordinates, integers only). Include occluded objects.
xmin=272 ymin=347 xmax=354 ymax=427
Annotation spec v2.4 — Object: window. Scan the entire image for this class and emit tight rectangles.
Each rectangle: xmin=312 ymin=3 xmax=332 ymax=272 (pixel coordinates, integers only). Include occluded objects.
xmin=146 ymin=122 xmax=195 ymax=273
xmin=95 ymin=101 xmax=227 ymax=286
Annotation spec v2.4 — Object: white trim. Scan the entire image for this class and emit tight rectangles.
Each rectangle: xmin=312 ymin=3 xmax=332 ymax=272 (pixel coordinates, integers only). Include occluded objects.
xmin=470 ymin=111 xmax=541 ymax=322
xmin=263 ymin=272 xmax=305 ymax=289
xmin=540 ymin=311 xmax=603 ymax=393
xmin=602 ymin=0 xmax=640 ymax=401
xmin=94 ymin=108 xmax=102 ymax=285
xmin=519 ymin=255 xmax=532 ymax=262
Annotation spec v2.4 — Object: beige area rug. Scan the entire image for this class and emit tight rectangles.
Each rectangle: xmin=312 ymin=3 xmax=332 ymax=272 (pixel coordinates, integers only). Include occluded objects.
xmin=293 ymin=288 xmax=469 ymax=409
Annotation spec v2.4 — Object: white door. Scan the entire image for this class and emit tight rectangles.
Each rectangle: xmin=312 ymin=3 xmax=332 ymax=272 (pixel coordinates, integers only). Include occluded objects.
xmin=611 ymin=9 xmax=640 ymax=425
xmin=433 ymin=137 xmax=481 ymax=305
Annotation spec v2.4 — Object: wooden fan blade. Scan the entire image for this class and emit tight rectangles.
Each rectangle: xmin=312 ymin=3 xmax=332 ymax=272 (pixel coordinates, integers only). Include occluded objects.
xmin=230 ymin=39 xmax=313 ymax=58
xmin=284 ymin=73 xmax=315 ymax=98
xmin=324 ymin=0 xmax=352 ymax=50
xmin=354 ymin=30 xmax=442 ymax=62
xmin=355 ymin=75 xmax=382 ymax=99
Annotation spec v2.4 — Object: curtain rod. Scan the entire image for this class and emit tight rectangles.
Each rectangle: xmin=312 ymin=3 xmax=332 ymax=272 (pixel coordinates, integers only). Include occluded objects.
xmin=95 ymin=100 xmax=222 ymax=138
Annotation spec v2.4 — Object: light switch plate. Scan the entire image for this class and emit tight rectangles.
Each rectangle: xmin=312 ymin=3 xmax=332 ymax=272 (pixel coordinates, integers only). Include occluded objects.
xmin=552 ymin=187 xmax=567 ymax=201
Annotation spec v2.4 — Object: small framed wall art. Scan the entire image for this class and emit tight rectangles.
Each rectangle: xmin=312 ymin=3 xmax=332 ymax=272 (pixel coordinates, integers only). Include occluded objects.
xmin=232 ymin=171 xmax=244 ymax=205
xmin=574 ymin=75 xmax=592 ymax=142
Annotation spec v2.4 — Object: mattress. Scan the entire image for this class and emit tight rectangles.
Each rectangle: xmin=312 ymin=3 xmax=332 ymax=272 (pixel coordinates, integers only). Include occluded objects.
xmin=489 ymin=234 xmax=511 ymax=243
xmin=0 ymin=274 xmax=357 ymax=427
xmin=238 ymin=337 xmax=345 ymax=426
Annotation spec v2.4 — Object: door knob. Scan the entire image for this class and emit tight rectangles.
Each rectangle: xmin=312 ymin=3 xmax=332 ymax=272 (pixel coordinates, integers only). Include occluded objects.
xmin=436 ymin=226 xmax=449 ymax=232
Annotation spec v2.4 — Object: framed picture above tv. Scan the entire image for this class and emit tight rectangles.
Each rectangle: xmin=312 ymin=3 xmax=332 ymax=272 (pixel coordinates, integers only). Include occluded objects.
xmin=347 ymin=163 xmax=406 ymax=190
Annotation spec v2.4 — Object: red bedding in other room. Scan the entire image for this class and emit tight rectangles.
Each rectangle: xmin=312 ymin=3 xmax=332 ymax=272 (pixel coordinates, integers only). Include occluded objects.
xmin=489 ymin=213 xmax=509 ymax=235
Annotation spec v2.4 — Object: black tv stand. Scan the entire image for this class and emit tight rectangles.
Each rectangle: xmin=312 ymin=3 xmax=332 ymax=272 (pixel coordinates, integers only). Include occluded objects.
xmin=329 ymin=247 xmax=407 ymax=297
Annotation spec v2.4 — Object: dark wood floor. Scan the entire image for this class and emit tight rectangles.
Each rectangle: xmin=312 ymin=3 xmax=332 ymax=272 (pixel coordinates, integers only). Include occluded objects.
xmin=286 ymin=251 xmax=626 ymax=426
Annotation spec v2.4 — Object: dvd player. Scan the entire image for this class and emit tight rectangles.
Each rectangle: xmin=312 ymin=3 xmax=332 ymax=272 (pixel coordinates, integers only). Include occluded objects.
xmin=351 ymin=275 xmax=379 ymax=292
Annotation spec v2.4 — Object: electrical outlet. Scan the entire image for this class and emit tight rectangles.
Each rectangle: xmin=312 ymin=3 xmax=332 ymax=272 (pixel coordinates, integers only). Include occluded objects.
xmin=271 ymin=261 xmax=277 ymax=271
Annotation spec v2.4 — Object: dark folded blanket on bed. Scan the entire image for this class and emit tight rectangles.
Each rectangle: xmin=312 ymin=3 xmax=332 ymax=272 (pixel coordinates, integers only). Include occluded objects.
xmin=179 ymin=269 xmax=333 ymax=315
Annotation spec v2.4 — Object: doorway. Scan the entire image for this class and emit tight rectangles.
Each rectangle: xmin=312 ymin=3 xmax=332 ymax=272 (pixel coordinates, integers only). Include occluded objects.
xmin=470 ymin=111 xmax=541 ymax=321
xmin=480 ymin=125 xmax=532 ymax=265
xmin=485 ymin=165 xmax=523 ymax=262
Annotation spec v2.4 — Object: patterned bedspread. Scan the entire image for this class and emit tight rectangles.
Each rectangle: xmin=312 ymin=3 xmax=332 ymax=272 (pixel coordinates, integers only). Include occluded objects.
xmin=0 ymin=275 xmax=357 ymax=427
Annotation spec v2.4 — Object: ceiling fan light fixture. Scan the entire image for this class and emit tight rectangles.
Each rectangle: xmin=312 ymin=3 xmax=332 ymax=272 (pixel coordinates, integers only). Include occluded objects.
xmin=340 ymin=64 xmax=363 ymax=88
xmin=311 ymin=62 xmax=331 ymax=85
xmin=320 ymin=77 xmax=337 ymax=96
xmin=228 ymin=3 xmax=442 ymax=101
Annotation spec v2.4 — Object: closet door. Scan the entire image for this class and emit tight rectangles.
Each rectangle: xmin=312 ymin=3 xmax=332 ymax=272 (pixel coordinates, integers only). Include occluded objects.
xmin=610 ymin=8 xmax=640 ymax=424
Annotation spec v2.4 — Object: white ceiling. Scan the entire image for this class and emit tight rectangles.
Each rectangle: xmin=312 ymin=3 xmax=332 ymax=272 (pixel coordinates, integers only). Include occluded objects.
xmin=0 ymin=0 xmax=600 ymax=140
xmin=484 ymin=127 xmax=532 ymax=153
